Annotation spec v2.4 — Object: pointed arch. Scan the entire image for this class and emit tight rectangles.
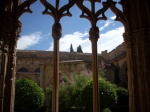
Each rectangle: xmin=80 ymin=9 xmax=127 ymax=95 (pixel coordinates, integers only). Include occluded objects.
xmin=18 ymin=67 xmax=28 ymax=73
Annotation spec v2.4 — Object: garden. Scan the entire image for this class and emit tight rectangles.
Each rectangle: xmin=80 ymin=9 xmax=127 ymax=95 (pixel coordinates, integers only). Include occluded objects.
xmin=14 ymin=71 xmax=129 ymax=112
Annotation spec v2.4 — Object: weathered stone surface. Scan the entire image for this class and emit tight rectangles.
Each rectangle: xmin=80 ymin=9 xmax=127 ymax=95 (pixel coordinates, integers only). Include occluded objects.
xmin=16 ymin=42 xmax=127 ymax=88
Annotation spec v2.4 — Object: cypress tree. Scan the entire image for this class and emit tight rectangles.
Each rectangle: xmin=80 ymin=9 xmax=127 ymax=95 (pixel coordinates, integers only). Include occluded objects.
xmin=70 ymin=43 xmax=74 ymax=52
xmin=77 ymin=45 xmax=83 ymax=53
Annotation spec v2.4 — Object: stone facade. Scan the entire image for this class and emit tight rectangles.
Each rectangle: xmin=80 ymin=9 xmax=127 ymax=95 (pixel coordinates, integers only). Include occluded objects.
xmin=1 ymin=1 xmax=150 ymax=112
xmin=101 ymin=42 xmax=127 ymax=88
xmin=16 ymin=51 xmax=93 ymax=89
xmin=16 ymin=42 xmax=127 ymax=89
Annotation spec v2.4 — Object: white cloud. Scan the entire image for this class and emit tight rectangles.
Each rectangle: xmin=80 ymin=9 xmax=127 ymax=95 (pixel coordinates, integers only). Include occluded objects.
xmin=47 ymin=32 xmax=89 ymax=52
xmin=98 ymin=27 xmax=124 ymax=53
xmin=47 ymin=27 xmax=124 ymax=53
xmin=17 ymin=32 xmax=42 ymax=49
xmin=110 ymin=16 xmax=116 ymax=20
xmin=99 ymin=20 xmax=113 ymax=31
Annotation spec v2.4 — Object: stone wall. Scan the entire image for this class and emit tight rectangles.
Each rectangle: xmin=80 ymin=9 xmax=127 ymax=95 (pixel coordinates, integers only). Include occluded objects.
xmin=39 ymin=60 xmax=92 ymax=89
xmin=16 ymin=42 xmax=127 ymax=89
xmin=16 ymin=51 xmax=93 ymax=89
xmin=100 ymin=42 xmax=127 ymax=88
xmin=101 ymin=42 xmax=126 ymax=60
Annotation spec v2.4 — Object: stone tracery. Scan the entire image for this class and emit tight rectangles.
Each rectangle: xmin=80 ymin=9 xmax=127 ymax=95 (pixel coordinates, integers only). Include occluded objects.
xmin=0 ymin=0 xmax=150 ymax=112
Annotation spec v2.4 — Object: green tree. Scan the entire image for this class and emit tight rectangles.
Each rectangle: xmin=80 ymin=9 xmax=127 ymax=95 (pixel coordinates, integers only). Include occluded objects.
xmin=15 ymin=78 xmax=45 ymax=112
xmin=46 ymin=73 xmax=89 ymax=112
xmin=70 ymin=43 xmax=74 ymax=52
xmin=46 ymin=73 xmax=120 ymax=112
xmin=81 ymin=78 xmax=117 ymax=112
xmin=77 ymin=45 xmax=83 ymax=53
xmin=99 ymin=68 xmax=106 ymax=79
xmin=111 ymin=87 xmax=129 ymax=112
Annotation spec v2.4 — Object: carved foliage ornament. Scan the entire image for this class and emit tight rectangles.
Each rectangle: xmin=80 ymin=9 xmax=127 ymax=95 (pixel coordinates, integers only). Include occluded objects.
xmin=0 ymin=0 xmax=36 ymax=51
xmin=17 ymin=0 xmax=37 ymax=18
xmin=1 ymin=0 xmax=37 ymax=54
xmin=52 ymin=23 xmax=62 ymax=40
xmin=0 ymin=0 xmax=37 ymax=19
xmin=40 ymin=0 xmax=76 ymax=23
xmin=76 ymin=0 xmax=128 ymax=29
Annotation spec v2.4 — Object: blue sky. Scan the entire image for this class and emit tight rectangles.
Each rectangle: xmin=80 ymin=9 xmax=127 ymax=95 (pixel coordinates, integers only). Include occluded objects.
xmin=17 ymin=0 xmax=124 ymax=53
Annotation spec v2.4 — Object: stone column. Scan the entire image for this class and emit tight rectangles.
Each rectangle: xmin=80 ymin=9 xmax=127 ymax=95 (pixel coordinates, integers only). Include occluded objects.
xmin=89 ymin=27 xmax=100 ymax=112
xmin=0 ymin=33 xmax=9 ymax=112
xmin=3 ymin=20 xmax=21 ymax=112
xmin=52 ymin=23 xmax=62 ymax=112
xmin=123 ymin=28 xmax=150 ymax=112
xmin=0 ymin=13 xmax=13 ymax=112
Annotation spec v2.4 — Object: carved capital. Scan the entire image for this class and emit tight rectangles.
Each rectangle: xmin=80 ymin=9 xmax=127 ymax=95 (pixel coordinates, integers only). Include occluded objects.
xmin=3 ymin=44 xmax=9 ymax=53
xmin=133 ymin=29 xmax=150 ymax=43
xmin=123 ymin=32 xmax=131 ymax=43
xmin=2 ymin=34 xmax=10 ymax=53
xmin=8 ymin=20 xmax=22 ymax=55
xmin=89 ymin=27 xmax=99 ymax=41
xmin=123 ymin=28 xmax=150 ymax=44
xmin=12 ymin=20 xmax=22 ymax=36
xmin=0 ymin=19 xmax=21 ymax=54
xmin=11 ymin=20 xmax=22 ymax=43
xmin=0 ymin=41 xmax=3 ymax=51
xmin=52 ymin=23 xmax=62 ymax=40
xmin=0 ymin=39 xmax=8 ymax=53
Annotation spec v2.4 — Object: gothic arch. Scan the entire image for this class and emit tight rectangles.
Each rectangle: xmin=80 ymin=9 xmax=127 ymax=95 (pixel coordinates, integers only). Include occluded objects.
xmin=0 ymin=0 xmax=150 ymax=112
xmin=34 ymin=67 xmax=40 ymax=73
xmin=18 ymin=67 xmax=28 ymax=73
xmin=120 ymin=61 xmax=128 ymax=88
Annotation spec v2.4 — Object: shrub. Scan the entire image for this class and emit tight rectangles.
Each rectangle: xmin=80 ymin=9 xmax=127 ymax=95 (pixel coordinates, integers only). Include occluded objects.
xmin=102 ymin=108 xmax=112 ymax=112
xmin=100 ymin=79 xmax=117 ymax=110
xmin=59 ymin=84 xmax=73 ymax=111
xmin=46 ymin=74 xmax=118 ymax=112
xmin=59 ymin=73 xmax=90 ymax=112
xmin=15 ymin=78 xmax=45 ymax=112
xmin=46 ymin=73 xmax=89 ymax=112
xmin=110 ymin=87 xmax=129 ymax=112
xmin=115 ymin=87 xmax=129 ymax=106
xmin=45 ymin=86 xmax=52 ymax=112
xmin=81 ymin=78 xmax=117 ymax=111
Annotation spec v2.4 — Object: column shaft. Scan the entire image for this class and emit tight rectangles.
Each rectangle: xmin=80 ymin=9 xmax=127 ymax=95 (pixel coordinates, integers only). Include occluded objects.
xmin=0 ymin=48 xmax=8 ymax=112
xmin=89 ymin=27 xmax=100 ymax=112
xmin=52 ymin=39 xmax=59 ymax=112
xmin=3 ymin=21 xmax=21 ymax=112
xmin=52 ymin=23 xmax=62 ymax=112
xmin=123 ymin=29 xmax=150 ymax=112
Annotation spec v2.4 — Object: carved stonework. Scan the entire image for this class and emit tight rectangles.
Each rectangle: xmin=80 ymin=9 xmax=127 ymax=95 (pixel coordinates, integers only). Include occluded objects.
xmin=40 ymin=1 xmax=76 ymax=112
xmin=89 ymin=27 xmax=99 ymax=41
xmin=132 ymin=29 xmax=150 ymax=44
xmin=0 ymin=0 xmax=150 ymax=112
xmin=0 ymin=41 xmax=3 ymax=50
xmin=0 ymin=0 xmax=36 ymax=112
xmin=52 ymin=23 xmax=62 ymax=40
xmin=123 ymin=26 xmax=150 ymax=112
xmin=123 ymin=29 xmax=150 ymax=47
xmin=123 ymin=32 xmax=131 ymax=43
